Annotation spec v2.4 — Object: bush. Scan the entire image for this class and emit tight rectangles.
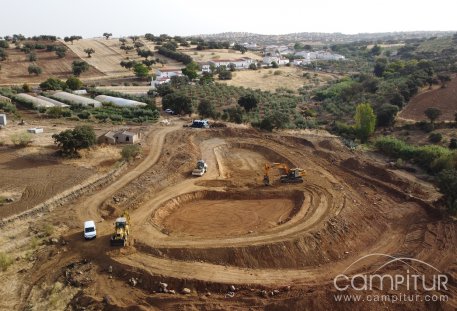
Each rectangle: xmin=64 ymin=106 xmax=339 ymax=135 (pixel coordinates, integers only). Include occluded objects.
xmin=77 ymin=111 xmax=91 ymax=119
xmin=429 ymin=132 xmax=443 ymax=143
xmin=110 ymin=114 xmax=123 ymax=122
xmin=259 ymin=118 xmax=274 ymax=132
xmin=10 ymin=132 xmax=33 ymax=147
xmin=0 ymin=252 xmax=13 ymax=272
xmin=66 ymin=77 xmax=83 ymax=90
xmin=121 ymin=144 xmax=141 ymax=161
xmin=273 ymin=70 xmax=282 ymax=75
xmin=40 ymin=78 xmax=66 ymax=91
xmin=449 ymin=138 xmax=457 ymax=149
xmin=437 ymin=169 xmax=457 ymax=213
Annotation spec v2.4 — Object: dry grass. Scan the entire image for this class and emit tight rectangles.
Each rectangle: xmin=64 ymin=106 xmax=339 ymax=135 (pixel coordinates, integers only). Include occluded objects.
xmin=218 ymin=67 xmax=337 ymax=92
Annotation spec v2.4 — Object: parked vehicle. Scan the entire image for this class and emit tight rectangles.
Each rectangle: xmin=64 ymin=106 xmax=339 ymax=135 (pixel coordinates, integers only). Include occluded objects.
xmin=83 ymin=220 xmax=97 ymax=240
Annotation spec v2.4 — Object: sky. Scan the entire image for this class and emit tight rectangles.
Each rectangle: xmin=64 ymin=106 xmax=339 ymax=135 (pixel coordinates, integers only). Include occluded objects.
xmin=1 ymin=0 xmax=456 ymax=38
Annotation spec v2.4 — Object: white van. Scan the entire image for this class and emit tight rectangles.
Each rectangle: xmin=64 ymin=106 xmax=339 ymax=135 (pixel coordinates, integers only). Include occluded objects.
xmin=83 ymin=220 xmax=97 ymax=240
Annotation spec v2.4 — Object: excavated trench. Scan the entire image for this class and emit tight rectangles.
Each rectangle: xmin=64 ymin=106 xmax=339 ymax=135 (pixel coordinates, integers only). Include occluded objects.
xmin=152 ymin=190 xmax=305 ymax=238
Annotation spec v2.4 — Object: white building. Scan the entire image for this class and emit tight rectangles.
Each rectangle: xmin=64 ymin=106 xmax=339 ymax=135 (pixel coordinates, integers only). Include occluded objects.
xmin=199 ymin=62 xmax=211 ymax=73
xmin=151 ymin=68 xmax=183 ymax=88
xmin=98 ymin=130 xmax=140 ymax=145
xmin=209 ymin=57 xmax=254 ymax=70
xmin=262 ymin=56 xmax=289 ymax=66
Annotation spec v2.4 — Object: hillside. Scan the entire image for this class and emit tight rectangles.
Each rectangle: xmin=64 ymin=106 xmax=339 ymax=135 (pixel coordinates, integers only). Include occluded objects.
xmin=399 ymin=76 xmax=457 ymax=121
xmin=0 ymin=41 xmax=103 ymax=85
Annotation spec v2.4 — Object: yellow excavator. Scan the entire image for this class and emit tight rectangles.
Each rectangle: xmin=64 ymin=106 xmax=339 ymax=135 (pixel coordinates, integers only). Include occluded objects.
xmin=263 ymin=162 xmax=305 ymax=186
xmin=110 ymin=211 xmax=130 ymax=246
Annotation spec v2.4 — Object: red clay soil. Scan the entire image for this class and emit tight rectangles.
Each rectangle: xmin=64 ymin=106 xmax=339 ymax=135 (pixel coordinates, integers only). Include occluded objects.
xmin=399 ymin=77 xmax=457 ymax=121
xmin=0 ymin=41 xmax=104 ymax=84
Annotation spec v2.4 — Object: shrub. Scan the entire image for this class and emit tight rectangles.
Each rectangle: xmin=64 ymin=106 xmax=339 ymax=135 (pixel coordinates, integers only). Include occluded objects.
xmin=449 ymin=138 xmax=457 ymax=150
xmin=0 ymin=252 xmax=13 ymax=271
xmin=77 ymin=111 xmax=91 ymax=119
xmin=110 ymin=114 xmax=123 ymax=122
xmin=40 ymin=78 xmax=66 ymax=91
xmin=121 ymin=144 xmax=141 ymax=161
xmin=273 ymin=70 xmax=282 ymax=75
xmin=10 ymin=132 xmax=33 ymax=147
xmin=437 ymin=169 xmax=457 ymax=213
xmin=429 ymin=132 xmax=443 ymax=143
xmin=259 ymin=118 xmax=274 ymax=132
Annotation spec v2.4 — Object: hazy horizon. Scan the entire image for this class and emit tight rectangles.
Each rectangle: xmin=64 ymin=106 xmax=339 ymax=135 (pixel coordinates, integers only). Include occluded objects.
xmin=1 ymin=0 xmax=456 ymax=38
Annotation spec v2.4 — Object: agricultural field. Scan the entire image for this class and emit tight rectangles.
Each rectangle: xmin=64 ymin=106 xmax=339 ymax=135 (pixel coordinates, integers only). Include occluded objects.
xmin=64 ymin=38 xmax=144 ymax=77
xmin=0 ymin=41 xmax=103 ymax=84
xmin=219 ymin=66 xmax=338 ymax=92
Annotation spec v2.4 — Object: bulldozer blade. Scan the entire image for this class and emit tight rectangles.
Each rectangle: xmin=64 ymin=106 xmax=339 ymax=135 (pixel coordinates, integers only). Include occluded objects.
xmin=110 ymin=238 xmax=126 ymax=246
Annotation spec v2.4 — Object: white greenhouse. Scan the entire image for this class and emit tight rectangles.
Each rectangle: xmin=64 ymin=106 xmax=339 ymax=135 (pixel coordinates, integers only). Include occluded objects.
xmin=37 ymin=96 xmax=70 ymax=108
xmin=94 ymin=95 xmax=147 ymax=108
xmin=52 ymin=92 xmax=102 ymax=108
xmin=16 ymin=93 xmax=56 ymax=108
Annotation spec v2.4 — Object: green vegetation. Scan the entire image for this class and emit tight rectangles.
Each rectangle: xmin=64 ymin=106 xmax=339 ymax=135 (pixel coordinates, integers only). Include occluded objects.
xmin=72 ymin=60 xmax=89 ymax=76
xmin=28 ymin=64 xmax=42 ymax=75
xmin=65 ymin=77 xmax=83 ymax=90
xmin=374 ymin=136 xmax=456 ymax=174
xmin=354 ymin=103 xmax=376 ymax=143
xmin=10 ymin=132 xmax=33 ymax=147
xmin=121 ymin=144 xmax=141 ymax=162
xmin=437 ymin=169 xmax=457 ymax=213
xmin=83 ymin=48 xmax=95 ymax=57
xmin=133 ymin=63 xmax=149 ymax=78
xmin=157 ymin=46 xmax=192 ymax=64
xmin=40 ymin=77 xmax=66 ymax=90
xmin=52 ymin=125 xmax=96 ymax=157
xmin=0 ymin=252 xmax=13 ymax=272
xmin=424 ymin=107 xmax=442 ymax=124
xmin=103 ymin=32 xmax=112 ymax=40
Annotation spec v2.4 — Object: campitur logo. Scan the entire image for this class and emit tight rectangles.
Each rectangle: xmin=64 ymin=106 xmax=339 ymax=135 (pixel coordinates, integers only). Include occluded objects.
xmin=333 ymin=253 xmax=449 ymax=303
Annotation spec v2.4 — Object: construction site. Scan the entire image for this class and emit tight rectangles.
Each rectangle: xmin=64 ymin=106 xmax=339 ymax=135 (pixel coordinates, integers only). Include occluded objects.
xmin=0 ymin=120 xmax=455 ymax=311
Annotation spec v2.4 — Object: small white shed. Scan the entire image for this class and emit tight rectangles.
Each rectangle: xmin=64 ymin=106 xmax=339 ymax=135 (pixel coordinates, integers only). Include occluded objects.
xmin=0 ymin=114 xmax=6 ymax=126
xmin=27 ymin=128 xmax=44 ymax=134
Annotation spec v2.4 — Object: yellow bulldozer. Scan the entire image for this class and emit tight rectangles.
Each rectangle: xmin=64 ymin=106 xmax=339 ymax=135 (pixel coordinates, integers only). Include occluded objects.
xmin=263 ymin=162 xmax=305 ymax=186
xmin=110 ymin=211 xmax=130 ymax=246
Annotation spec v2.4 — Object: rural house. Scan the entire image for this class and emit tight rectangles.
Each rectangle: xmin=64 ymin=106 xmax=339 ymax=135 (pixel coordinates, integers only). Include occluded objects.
xmin=209 ymin=57 xmax=254 ymax=70
xmin=151 ymin=68 xmax=184 ymax=88
xmin=98 ymin=130 xmax=140 ymax=145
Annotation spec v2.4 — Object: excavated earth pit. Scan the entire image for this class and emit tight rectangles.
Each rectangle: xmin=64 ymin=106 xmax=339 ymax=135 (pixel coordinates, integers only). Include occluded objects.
xmin=152 ymin=190 xmax=305 ymax=238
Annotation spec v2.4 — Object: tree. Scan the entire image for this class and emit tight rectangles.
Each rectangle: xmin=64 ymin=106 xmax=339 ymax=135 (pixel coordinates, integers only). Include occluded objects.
xmin=64 ymin=36 xmax=82 ymax=44
xmin=103 ymin=32 xmax=112 ymax=40
xmin=133 ymin=63 xmax=149 ymax=78
xmin=120 ymin=45 xmax=134 ymax=54
xmin=228 ymin=63 xmax=236 ymax=71
xmin=84 ymin=48 xmax=95 ymax=57
xmin=238 ymin=94 xmax=258 ymax=112
xmin=72 ymin=60 xmax=89 ymax=76
xmin=449 ymin=138 xmax=457 ymax=149
xmin=182 ymin=61 xmax=199 ymax=80
xmin=40 ymin=78 xmax=66 ymax=90
xmin=119 ymin=38 xmax=127 ymax=45
xmin=259 ymin=117 xmax=274 ymax=132
xmin=155 ymin=83 xmax=174 ymax=96
xmin=370 ymin=44 xmax=382 ymax=56
xmin=271 ymin=61 xmax=279 ymax=68
xmin=199 ymin=72 xmax=214 ymax=85
xmin=55 ymin=46 xmax=67 ymax=58
xmin=121 ymin=144 xmax=141 ymax=162
xmin=0 ymin=48 xmax=8 ymax=61
xmin=22 ymin=83 xmax=31 ymax=93
xmin=249 ymin=63 xmax=257 ymax=70
xmin=218 ymin=70 xmax=232 ymax=80
xmin=198 ymin=100 xmax=216 ymax=118
xmin=354 ymin=103 xmax=376 ymax=143
xmin=437 ymin=74 xmax=451 ymax=88
xmin=162 ymin=93 xmax=193 ymax=115
xmin=52 ymin=125 xmax=96 ymax=157
xmin=424 ymin=107 xmax=441 ymax=124
xmin=376 ymin=104 xmax=398 ymax=127
xmin=437 ymin=169 xmax=457 ymax=213
xmin=27 ymin=52 xmax=37 ymax=62
xmin=373 ymin=58 xmax=387 ymax=77
xmin=28 ymin=64 xmax=42 ymax=75
xmin=66 ymin=77 xmax=83 ymax=90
